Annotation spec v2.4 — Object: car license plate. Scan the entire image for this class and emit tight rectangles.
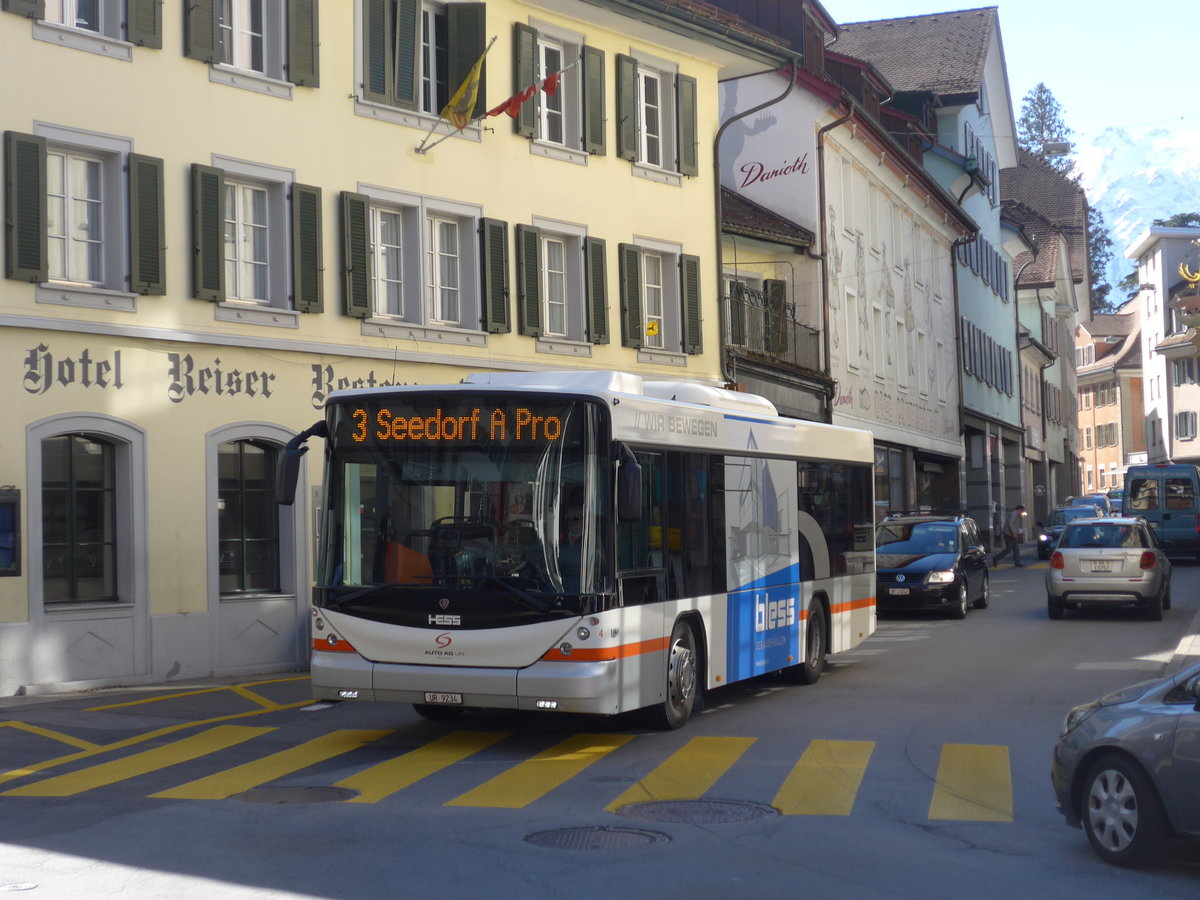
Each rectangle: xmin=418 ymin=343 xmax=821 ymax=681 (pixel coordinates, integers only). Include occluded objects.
xmin=423 ymin=692 xmax=462 ymax=705
xmin=1088 ymin=560 xmax=1112 ymax=573
xmin=889 ymin=588 xmax=910 ymax=595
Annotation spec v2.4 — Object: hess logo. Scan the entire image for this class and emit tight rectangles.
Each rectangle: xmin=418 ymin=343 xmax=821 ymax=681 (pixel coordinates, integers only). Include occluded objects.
xmin=428 ymin=614 xmax=460 ymax=626
xmin=754 ymin=596 xmax=796 ymax=632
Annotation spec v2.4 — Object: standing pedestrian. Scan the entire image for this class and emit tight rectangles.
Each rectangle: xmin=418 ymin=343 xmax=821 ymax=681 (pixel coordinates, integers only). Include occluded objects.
xmin=993 ymin=504 xmax=1027 ymax=567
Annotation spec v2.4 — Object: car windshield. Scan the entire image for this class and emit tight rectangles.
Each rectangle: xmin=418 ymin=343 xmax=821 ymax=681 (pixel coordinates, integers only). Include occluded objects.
xmin=1059 ymin=523 xmax=1144 ymax=549
xmin=876 ymin=522 xmax=958 ymax=553
xmin=1048 ymin=508 xmax=1095 ymax=527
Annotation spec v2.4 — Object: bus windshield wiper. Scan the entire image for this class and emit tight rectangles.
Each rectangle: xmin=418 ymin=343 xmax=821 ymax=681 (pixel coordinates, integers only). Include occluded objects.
xmin=481 ymin=575 xmax=553 ymax=615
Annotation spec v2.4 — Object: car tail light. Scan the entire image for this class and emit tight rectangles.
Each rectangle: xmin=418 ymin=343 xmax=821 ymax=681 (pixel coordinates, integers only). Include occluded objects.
xmin=1139 ymin=551 xmax=1157 ymax=570
xmin=1050 ymin=551 xmax=1065 ymax=570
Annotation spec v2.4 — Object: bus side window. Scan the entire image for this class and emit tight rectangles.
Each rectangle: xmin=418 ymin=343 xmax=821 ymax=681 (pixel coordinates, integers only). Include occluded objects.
xmin=617 ymin=451 xmax=664 ymax=606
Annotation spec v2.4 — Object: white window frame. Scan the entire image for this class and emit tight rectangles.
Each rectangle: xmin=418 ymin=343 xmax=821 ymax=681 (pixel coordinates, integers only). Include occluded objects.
xmin=36 ymin=0 xmax=133 ymax=59
xmin=632 ymin=236 xmax=683 ymax=359
xmin=212 ymin=155 xmax=293 ymax=317
xmin=542 ymin=234 xmax=568 ymax=338
xmin=224 ymin=180 xmax=271 ymax=304
xmin=46 ymin=148 xmax=105 ymax=287
xmin=34 ymin=124 xmax=135 ymax=311
xmin=217 ymin=0 xmax=281 ymax=77
xmin=628 ymin=50 xmax=677 ymax=174
xmin=1176 ymin=410 xmax=1197 ymax=441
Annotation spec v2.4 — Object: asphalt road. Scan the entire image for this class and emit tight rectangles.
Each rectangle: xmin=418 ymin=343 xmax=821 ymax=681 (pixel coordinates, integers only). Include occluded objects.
xmin=1 ymin=557 xmax=1198 ymax=899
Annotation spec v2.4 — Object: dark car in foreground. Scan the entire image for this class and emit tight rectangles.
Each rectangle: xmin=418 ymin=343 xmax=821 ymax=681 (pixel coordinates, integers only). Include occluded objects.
xmin=1036 ymin=505 xmax=1105 ymax=559
xmin=1046 ymin=516 xmax=1172 ymax=620
xmin=875 ymin=514 xmax=989 ymax=619
xmin=1052 ymin=660 xmax=1200 ymax=867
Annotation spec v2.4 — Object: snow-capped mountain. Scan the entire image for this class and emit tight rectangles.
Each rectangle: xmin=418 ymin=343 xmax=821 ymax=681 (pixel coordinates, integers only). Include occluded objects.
xmin=1077 ymin=126 xmax=1200 ymax=289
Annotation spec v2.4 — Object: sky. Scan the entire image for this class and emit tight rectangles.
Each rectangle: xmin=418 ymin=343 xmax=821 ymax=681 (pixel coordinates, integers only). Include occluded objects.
xmin=816 ymin=0 xmax=1200 ymax=151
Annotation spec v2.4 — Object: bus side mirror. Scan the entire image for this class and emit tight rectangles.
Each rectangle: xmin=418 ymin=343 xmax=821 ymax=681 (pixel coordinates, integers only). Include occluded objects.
xmin=616 ymin=443 xmax=642 ymax=521
xmin=277 ymin=420 xmax=328 ymax=506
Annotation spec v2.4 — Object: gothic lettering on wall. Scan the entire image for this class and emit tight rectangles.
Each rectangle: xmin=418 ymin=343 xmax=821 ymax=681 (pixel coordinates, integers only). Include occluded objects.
xmin=309 ymin=364 xmax=409 ymax=409
xmin=166 ymin=353 xmax=276 ymax=404
xmin=22 ymin=344 xmax=123 ymax=395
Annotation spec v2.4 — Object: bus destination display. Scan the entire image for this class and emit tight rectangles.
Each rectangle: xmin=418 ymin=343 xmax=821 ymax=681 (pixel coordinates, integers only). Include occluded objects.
xmin=347 ymin=402 xmax=565 ymax=444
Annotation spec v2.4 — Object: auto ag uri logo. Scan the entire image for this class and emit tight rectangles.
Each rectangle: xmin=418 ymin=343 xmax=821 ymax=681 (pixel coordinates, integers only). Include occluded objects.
xmin=435 ymin=633 xmax=453 ymax=649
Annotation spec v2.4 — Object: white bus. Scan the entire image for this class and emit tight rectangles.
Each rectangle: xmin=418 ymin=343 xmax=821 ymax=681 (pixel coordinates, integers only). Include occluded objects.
xmin=280 ymin=371 xmax=876 ymax=728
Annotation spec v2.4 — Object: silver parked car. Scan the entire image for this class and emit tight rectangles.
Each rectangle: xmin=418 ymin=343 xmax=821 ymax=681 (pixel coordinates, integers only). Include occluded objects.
xmin=1045 ymin=517 xmax=1172 ymax=620
xmin=1052 ymin=660 xmax=1200 ymax=867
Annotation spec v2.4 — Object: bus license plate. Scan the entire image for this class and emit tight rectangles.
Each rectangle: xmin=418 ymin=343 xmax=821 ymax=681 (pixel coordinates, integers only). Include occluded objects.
xmin=890 ymin=588 xmax=910 ymax=595
xmin=424 ymin=692 xmax=462 ymax=705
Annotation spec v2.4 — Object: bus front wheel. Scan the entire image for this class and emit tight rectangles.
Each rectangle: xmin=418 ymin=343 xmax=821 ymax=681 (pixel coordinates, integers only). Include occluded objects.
xmin=644 ymin=619 xmax=698 ymax=730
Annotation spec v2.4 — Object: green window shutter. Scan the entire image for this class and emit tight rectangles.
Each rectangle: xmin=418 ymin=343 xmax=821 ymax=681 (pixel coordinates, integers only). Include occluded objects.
xmin=480 ymin=217 xmax=510 ymax=334
xmin=615 ymin=54 xmax=637 ymax=162
xmin=515 ymin=224 xmax=542 ymax=337
xmin=619 ymin=243 xmax=642 ymax=348
xmin=585 ymin=237 xmax=608 ymax=344
xmin=363 ymin=0 xmax=389 ymax=102
xmin=392 ymin=0 xmax=420 ymax=108
xmin=447 ymin=2 xmax=486 ymax=119
xmin=4 ymin=131 xmax=47 ymax=283
xmin=127 ymin=0 xmax=162 ymax=49
xmin=128 ymin=153 xmax=165 ymax=295
xmin=681 ymin=254 xmax=702 ymax=354
xmin=513 ymin=22 xmax=537 ymax=139
xmin=184 ymin=0 xmax=218 ymax=63
xmin=728 ymin=282 xmax=746 ymax=346
xmin=292 ymin=183 xmax=323 ymax=314
xmin=677 ymin=74 xmax=698 ymax=176
xmin=764 ymin=278 xmax=788 ymax=355
xmin=1 ymin=1 xmax=44 ymax=18
xmin=582 ymin=45 xmax=606 ymax=156
xmin=191 ymin=164 xmax=224 ymax=301
xmin=340 ymin=191 xmax=371 ymax=318
xmin=287 ymin=0 xmax=320 ymax=87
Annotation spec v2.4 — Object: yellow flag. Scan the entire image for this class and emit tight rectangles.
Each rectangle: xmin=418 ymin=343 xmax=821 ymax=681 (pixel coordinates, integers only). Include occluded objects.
xmin=441 ymin=41 xmax=492 ymax=131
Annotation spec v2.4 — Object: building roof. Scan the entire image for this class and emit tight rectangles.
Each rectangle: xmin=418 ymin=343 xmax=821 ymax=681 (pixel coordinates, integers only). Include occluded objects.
xmin=830 ymin=7 xmax=997 ymax=100
xmin=1001 ymin=150 xmax=1089 ymax=287
xmin=643 ymin=0 xmax=791 ymax=52
xmin=1083 ymin=313 xmax=1137 ymax=340
xmin=1078 ymin=311 xmax=1141 ymax=378
xmin=721 ymin=187 xmax=815 ymax=249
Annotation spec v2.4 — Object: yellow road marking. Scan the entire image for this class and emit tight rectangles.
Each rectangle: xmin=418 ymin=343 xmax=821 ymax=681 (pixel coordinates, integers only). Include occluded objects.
xmin=928 ymin=743 xmax=1012 ymax=821
xmin=85 ymin=676 xmax=310 ymax=712
xmin=605 ymin=736 xmax=755 ymax=812
xmin=337 ymin=732 xmax=510 ymax=804
xmin=0 ymin=700 xmax=311 ymax=787
xmin=151 ymin=729 xmax=390 ymax=799
xmin=447 ymin=734 xmax=634 ymax=808
xmin=0 ymin=722 xmax=100 ymax=751
xmin=3 ymin=725 xmax=272 ymax=797
xmin=773 ymin=739 xmax=875 ymax=815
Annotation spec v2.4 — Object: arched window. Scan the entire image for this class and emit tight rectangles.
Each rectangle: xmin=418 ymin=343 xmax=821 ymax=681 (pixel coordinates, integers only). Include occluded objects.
xmin=41 ymin=433 xmax=117 ymax=604
xmin=217 ymin=439 xmax=280 ymax=594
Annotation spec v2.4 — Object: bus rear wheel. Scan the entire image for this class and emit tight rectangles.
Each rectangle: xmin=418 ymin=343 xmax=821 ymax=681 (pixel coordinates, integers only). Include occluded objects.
xmin=644 ymin=619 xmax=698 ymax=730
xmin=783 ymin=603 xmax=825 ymax=685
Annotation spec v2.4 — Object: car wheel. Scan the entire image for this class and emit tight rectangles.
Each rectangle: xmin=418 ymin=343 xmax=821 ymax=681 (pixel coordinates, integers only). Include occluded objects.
xmin=1081 ymin=754 xmax=1170 ymax=868
xmin=949 ymin=581 xmax=968 ymax=620
xmin=1162 ymin=585 xmax=1172 ymax=611
xmin=974 ymin=573 xmax=990 ymax=609
xmin=1047 ymin=595 xmax=1064 ymax=620
xmin=1143 ymin=589 xmax=1163 ymax=622
xmin=643 ymin=619 xmax=698 ymax=729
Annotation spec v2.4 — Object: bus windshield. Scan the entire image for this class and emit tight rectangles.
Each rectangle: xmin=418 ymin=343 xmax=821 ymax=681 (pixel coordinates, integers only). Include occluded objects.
xmin=317 ymin=394 xmax=610 ymax=616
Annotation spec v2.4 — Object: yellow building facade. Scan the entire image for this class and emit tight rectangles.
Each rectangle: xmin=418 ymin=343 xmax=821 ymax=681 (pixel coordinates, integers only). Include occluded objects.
xmin=0 ymin=1 xmax=785 ymax=694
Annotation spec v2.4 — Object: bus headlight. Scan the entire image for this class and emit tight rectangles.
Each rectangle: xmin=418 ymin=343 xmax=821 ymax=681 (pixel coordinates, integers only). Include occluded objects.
xmin=559 ymin=642 xmax=573 ymax=656
xmin=576 ymin=627 xmax=591 ymax=641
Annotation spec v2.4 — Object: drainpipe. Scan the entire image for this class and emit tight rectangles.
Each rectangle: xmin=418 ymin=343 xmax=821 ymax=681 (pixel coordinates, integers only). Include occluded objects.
xmin=714 ymin=56 xmax=801 ymax=385
xmin=812 ymin=98 xmax=853 ymax=419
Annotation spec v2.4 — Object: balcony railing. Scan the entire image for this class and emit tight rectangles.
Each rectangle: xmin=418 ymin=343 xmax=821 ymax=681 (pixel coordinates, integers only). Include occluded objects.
xmin=725 ymin=283 xmax=821 ymax=371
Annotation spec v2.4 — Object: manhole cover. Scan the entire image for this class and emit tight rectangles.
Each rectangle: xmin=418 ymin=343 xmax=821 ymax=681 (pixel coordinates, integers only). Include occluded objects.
xmin=616 ymin=799 xmax=777 ymax=824
xmin=238 ymin=786 xmax=358 ymax=804
xmin=525 ymin=826 xmax=668 ymax=850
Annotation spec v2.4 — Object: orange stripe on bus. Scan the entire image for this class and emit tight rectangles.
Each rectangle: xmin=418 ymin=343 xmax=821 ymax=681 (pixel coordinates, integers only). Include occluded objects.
xmin=541 ymin=637 xmax=670 ymax=663
xmin=313 ymin=637 xmax=357 ymax=653
xmin=831 ymin=596 xmax=876 ymax=615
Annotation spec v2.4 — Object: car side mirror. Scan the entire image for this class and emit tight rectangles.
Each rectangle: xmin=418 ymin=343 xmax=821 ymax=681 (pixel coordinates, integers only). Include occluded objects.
xmin=1187 ymin=674 xmax=1200 ymax=710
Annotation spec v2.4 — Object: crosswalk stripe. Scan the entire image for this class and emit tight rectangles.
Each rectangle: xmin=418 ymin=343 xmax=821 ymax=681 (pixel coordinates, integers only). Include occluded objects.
xmin=150 ymin=729 xmax=391 ymax=799
xmin=773 ymin=739 xmax=875 ymax=815
xmin=928 ymin=743 xmax=1012 ymax=822
xmin=604 ymin=735 xmax=755 ymax=812
xmin=3 ymin=725 xmax=273 ymax=797
xmin=447 ymin=733 xmax=635 ymax=808
xmin=336 ymin=731 xmax=510 ymax=804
